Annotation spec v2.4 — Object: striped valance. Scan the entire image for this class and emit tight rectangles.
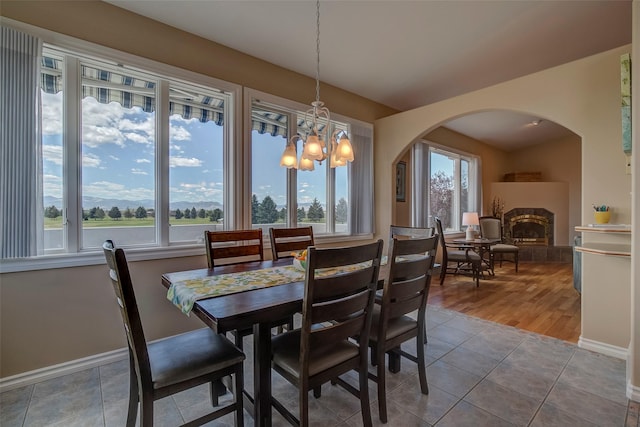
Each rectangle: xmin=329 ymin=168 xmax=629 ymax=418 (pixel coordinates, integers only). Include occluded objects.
xmin=41 ymin=55 xmax=326 ymax=137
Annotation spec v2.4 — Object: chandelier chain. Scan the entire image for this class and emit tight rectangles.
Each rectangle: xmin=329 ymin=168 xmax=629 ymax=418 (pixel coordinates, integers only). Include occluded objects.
xmin=315 ymin=0 xmax=320 ymax=105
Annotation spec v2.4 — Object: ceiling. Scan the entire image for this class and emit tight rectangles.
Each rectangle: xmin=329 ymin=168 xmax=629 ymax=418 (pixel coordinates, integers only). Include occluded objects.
xmin=106 ymin=0 xmax=631 ymax=151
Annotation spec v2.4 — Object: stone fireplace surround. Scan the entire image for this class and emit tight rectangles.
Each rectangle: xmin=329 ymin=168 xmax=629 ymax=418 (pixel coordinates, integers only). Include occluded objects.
xmin=491 ymin=182 xmax=572 ymax=263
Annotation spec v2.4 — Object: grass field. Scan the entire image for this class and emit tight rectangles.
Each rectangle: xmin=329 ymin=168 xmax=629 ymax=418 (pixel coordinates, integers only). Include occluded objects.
xmin=44 ymin=217 xmax=220 ymax=229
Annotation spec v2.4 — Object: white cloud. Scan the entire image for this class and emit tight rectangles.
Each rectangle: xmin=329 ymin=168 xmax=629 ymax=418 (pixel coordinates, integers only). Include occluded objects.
xmin=136 ymin=158 xmax=151 ymax=163
xmin=84 ymin=180 xmax=153 ymax=200
xmin=41 ymin=92 xmax=63 ymax=135
xmin=131 ymin=168 xmax=148 ymax=175
xmin=42 ymin=144 xmax=63 ymax=165
xmin=109 ymin=155 xmax=120 ymax=161
xmin=170 ymin=125 xmax=191 ymax=142
xmin=83 ymin=153 xmax=102 ymax=168
xmin=170 ymin=157 xmax=203 ymax=167
xmin=43 ymin=174 xmax=63 ymax=199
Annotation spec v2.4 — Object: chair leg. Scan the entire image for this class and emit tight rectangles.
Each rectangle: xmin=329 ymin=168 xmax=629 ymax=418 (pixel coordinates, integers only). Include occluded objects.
xmin=234 ymin=364 xmax=244 ymax=427
xmin=210 ymin=381 xmax=219 ymax=406
xmin=360 ymin=357 xmax=373 ymax=427
xmin=300 ymin=388 xmax=309 ymax=427
xmin=439 ymin=264 xmax=446 ymax=286
xmin=474 ymin=262 xmax=480 ymax=287
xmin=313 ymin=386 xmax=322 ymax=398
xmin=515 ymin=252 xmax=519 ymax=272
xmin=126 ymin=352 xmax=138 ymax=427
xmin=416 ymin=329 xmax=429 ymax=395
xmin=139 ymin=390 xmax=154 ymax=427
xmin=377 ymin=349 xmax=387 ymax=423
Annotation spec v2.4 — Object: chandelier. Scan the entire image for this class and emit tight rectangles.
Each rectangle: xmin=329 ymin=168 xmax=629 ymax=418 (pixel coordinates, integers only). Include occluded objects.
xmin=279 ymin=0 xmax=354 ymax=171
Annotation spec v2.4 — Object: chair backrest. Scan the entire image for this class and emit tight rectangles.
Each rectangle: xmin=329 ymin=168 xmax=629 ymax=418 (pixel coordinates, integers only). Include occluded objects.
xmin=269 ymin=226 xmax=314 ymax=260
xmin=300 ymin=239 xmax=384 ymax=376
xmin=479 ymin=216 xmax=502 ymax=241
xmin=379 ymin=235 xmax=438 ymax=328
xmin=102 ymin=240 xmax=151 ymax=383
xmin=389 ymin=225 xmax=435 ymax=241
xmin=204 ymin=229 xmax=264 ymax=269
xmin=434 ymin=217 xmax=448 ymax=252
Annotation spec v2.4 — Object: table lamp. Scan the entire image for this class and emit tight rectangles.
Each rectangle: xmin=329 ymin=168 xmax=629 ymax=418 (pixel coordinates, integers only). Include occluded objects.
xmin=462 ymin=212 xmax=479 ymax=241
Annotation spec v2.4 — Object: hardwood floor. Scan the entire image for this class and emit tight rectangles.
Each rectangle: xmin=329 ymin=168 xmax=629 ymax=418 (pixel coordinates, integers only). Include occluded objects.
xmin=428 ymin=262 xmax=581 ymax=343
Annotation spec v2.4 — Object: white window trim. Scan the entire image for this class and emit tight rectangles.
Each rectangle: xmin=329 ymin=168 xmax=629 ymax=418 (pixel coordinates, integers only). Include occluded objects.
xmin=1 ymin=20 xmax=373 ymax=273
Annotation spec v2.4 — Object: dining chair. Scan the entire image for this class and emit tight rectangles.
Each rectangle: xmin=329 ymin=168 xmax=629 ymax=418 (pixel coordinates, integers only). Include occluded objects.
xmin=204 ymin=229 xmax=293 ymax=346
xmin=389 ymin=225 xmax=435 ymax=240
xmin=368 ymin=234 xmax=438 ymax=423
xmin=434 ymin=217 xmax=481 ymax=286
xmin=270 ymin=239 xmax=384 ymax=427
xmin=102 ymin=240 xmax=245 ymax=427
xmin=204 ymin=229 xmax=264 ymax=268
xmin=269 ymin=226 xmax=314 ymax=260
xmin=479 ymin=216 xmax=519 ymax=272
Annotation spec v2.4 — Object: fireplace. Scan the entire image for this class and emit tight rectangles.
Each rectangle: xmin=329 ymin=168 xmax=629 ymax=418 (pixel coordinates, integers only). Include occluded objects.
xmin=504 ymin=208 xmax=554 ymax=246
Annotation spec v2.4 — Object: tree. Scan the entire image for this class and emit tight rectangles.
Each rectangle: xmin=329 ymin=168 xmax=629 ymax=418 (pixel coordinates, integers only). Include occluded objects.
xmin=89 ymin=206 xmax=105 ymax=220
xmin=198 ymin=208 xmax=206 ymax=219
xmin=251 ymin=194 xmax=259 ymax=224
xmin=123 ymin=207 xmax=134 ymax=219
xmin=108 ymin=206 xmax=122 ymax=220
xmin=174 ymin=208 xmax=183 ymax=219
xmin=184 ymin=207 xmax=191 ymax=219
xmin=297 ymin=207 xmax=306 ymax=222
xmin=135 ymin=206 xmax=147 ymax=219
xmin=257 ymin=195 xmax=278 ymax=224
xmin=44 ymin=205 xmax=60 ymax=219
xmin=191 ymin=207 xmax=197 ymax=219
xmin=307 ymin=198 xmax=324 ymax=222
xmin=278 ymin=207 xmax=287 ymax=222
xmin=209 ymin=208 xmax=222 ymax=222
xmin=430 ymin=170 xmax=453 ymax=229
xmin=335 ymin=198 xmax=348 ymax=223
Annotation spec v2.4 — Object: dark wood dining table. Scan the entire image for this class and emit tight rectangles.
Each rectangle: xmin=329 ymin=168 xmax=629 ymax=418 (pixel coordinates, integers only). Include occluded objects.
xmin=162 ymin=258 xmax=389 ymax=427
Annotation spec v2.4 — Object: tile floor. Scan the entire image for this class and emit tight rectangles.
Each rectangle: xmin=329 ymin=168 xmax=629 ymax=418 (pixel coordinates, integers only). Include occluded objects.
xmin=1 ymin=305 xmax=638 ymax=426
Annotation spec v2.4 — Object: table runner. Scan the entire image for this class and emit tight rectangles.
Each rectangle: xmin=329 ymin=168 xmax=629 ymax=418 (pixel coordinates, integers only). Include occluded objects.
xmin=168 ymin=261 xmax=377 ymax=315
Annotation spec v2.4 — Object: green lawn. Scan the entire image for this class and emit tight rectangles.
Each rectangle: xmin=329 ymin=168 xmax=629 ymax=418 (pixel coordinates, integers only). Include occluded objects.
xmin=44 ymin=217 xmax=220 ymax=229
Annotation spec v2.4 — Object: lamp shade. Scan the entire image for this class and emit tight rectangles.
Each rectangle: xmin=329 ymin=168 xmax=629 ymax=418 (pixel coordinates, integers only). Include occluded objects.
xmin=462 ymin=212 xmax=479 ymax=226
xmin=280 ymin=144 xmax=298 ymax=169
xmin=462 ymin=212 xmax=479 ymax=240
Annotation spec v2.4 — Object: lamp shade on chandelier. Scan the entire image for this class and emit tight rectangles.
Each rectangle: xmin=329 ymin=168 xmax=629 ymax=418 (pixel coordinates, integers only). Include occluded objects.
xmin=279 ymin=0 xmax=354 ymax=171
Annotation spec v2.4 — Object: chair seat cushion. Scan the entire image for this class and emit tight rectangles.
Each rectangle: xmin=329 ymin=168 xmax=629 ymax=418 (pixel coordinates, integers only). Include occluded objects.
xmin=149 ymin=328 xmax=245 ymax=389
xmin=447 ymin=249 xmax=481 ymax=262
xmin=491 ymin=244 xmax=519 ymax=253
xmin=369 ymin=305 xmax=416 ymax=343
xmin=271 ymin=329 xmax=359 ymax=379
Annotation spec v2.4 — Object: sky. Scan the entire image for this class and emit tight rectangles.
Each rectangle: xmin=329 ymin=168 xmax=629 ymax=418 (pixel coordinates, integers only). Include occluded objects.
xmin=41 ymin=91 xmax=347 ymax=210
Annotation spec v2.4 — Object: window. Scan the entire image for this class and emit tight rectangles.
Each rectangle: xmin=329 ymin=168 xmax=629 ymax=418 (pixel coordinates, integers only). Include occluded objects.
xmin=32 ymin=42 xmax=235 ymax=259
xmin=248 ymin=94 xmax=372 ymax=239
xmin=414 ymin=142 xmax=479 ymax=232
xmin=1 ymin=25 xmax=373 ymax=271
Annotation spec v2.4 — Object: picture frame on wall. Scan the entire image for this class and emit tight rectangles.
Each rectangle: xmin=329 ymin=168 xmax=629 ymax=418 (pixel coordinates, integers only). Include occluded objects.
xmin=396 ymin=161 xmax=406 ymax=202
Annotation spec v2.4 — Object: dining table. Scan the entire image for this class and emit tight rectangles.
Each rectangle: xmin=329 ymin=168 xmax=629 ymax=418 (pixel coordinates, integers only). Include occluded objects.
xmin=162 ymin=257 xmax=389 ymax=427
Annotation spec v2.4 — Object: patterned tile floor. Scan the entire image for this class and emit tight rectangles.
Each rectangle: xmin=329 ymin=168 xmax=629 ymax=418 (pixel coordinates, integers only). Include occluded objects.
xmin=1 ymin=306 xmax=638 ymax=426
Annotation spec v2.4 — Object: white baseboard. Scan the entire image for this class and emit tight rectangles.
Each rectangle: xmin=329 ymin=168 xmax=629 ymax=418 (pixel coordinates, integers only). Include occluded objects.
xmin=628 ymin=380 xmax=640 ymax=402
xmin=0 ymin=348 xmax=128 ymax=394
xmin=578 ymin=336 xmax=628 ymax=360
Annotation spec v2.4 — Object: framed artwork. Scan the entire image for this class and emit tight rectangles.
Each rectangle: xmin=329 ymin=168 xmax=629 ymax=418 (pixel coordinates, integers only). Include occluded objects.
xmin=396 ymin=161 xmax=406 ymax=202
xmin=621 ymin=53 xmax=631 ymax=155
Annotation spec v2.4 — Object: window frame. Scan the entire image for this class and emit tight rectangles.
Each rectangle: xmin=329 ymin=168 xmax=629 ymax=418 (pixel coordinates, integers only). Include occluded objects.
xmin=413 ymin=140 xmax=481 ymax=233
xmin=244 ymin=89 xmax=373 ymax=245
xmin=1 ymin=22 xmax=373 ymax=273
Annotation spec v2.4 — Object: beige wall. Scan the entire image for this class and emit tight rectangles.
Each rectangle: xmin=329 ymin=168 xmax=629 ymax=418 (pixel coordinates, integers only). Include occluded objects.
xmin=0 ymin=1 xmax=395 ymax=378
xmin=504 ymin=135 xmax=582 ymax=243
xmin=375 ymin=45 xmax=632 ymax=359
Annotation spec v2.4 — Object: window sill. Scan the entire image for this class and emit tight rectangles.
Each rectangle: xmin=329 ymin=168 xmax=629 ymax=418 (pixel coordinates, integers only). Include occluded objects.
xmin=0 ymin=233 xmax=374 ymax=273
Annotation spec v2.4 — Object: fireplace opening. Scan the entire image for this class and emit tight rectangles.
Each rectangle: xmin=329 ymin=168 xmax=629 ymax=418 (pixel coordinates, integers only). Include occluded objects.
xmin=504 ymin=208 xmax=554 ymax=246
